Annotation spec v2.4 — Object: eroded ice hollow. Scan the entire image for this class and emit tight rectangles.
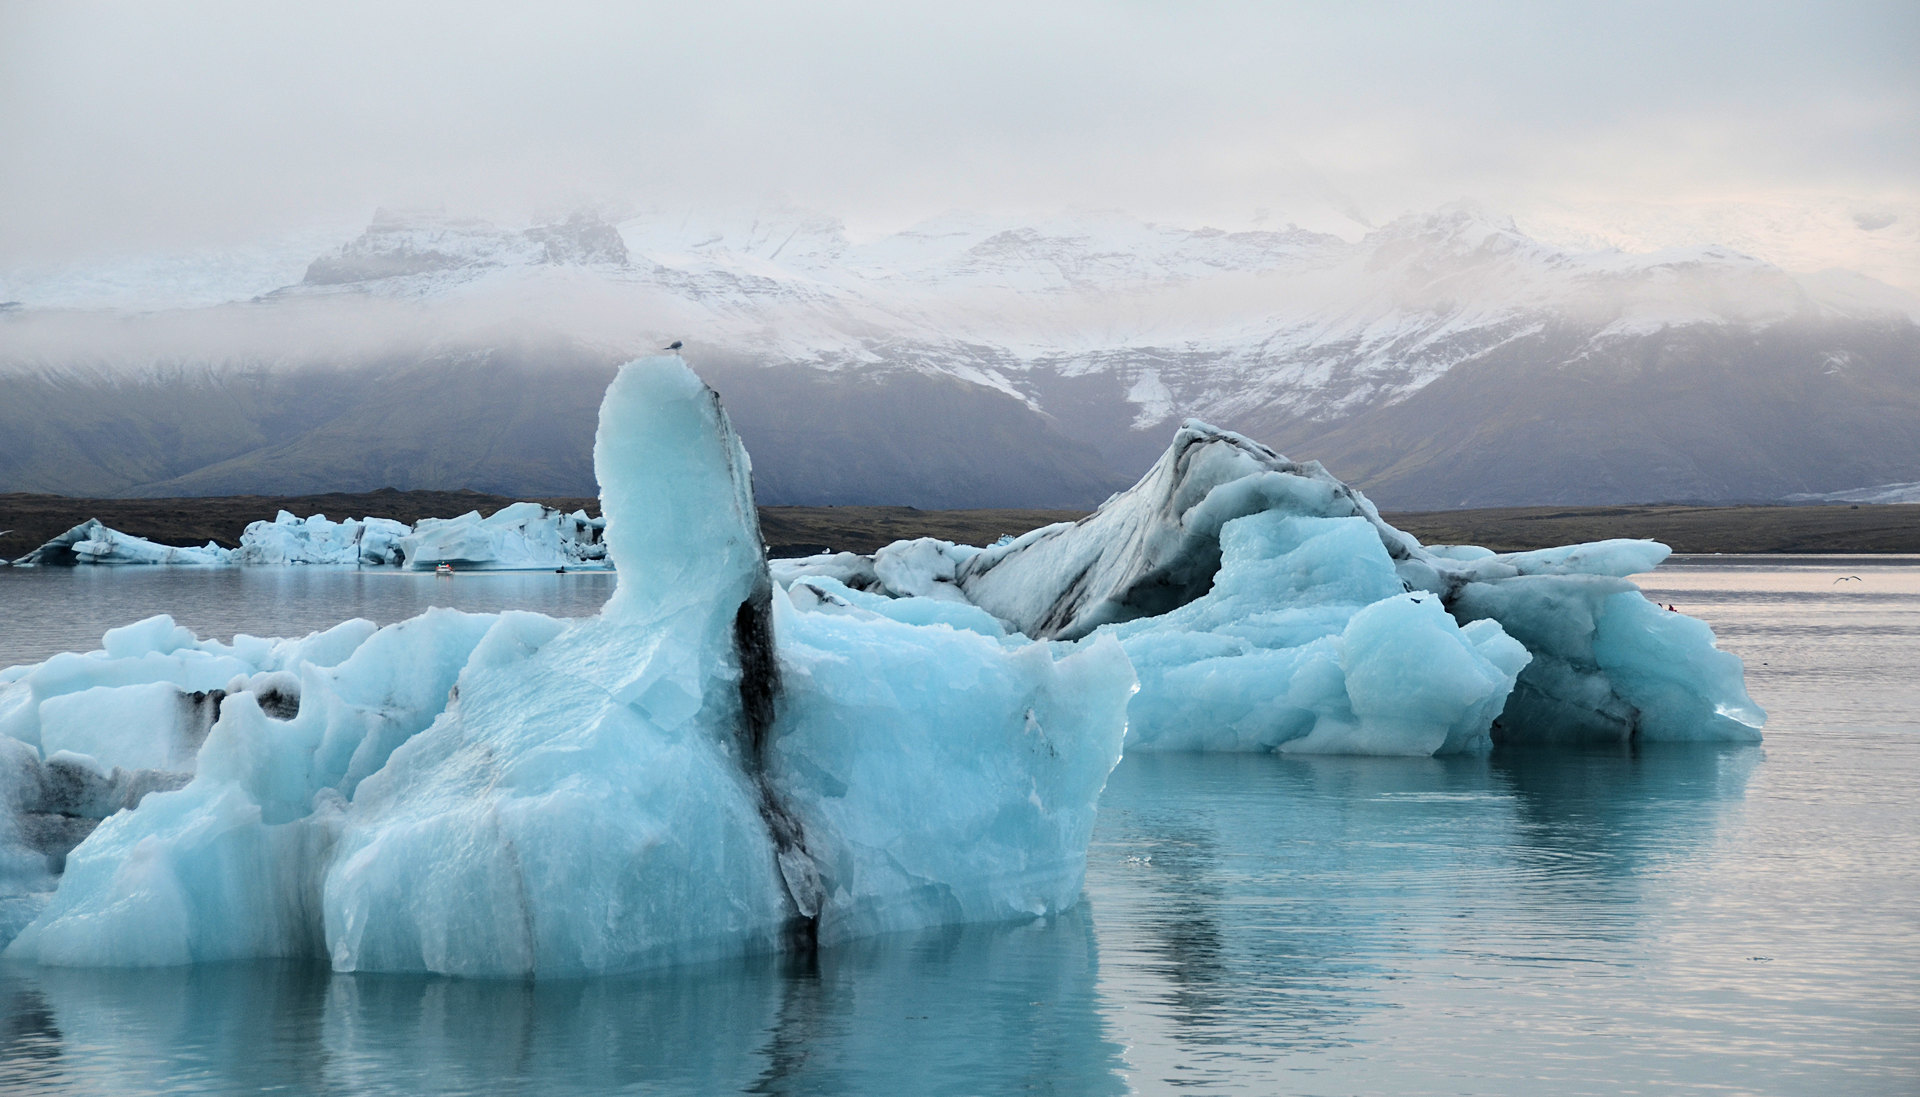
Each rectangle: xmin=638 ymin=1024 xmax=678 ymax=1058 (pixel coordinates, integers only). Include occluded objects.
xmin=0 ymin=358 xmax=1132 ymax=972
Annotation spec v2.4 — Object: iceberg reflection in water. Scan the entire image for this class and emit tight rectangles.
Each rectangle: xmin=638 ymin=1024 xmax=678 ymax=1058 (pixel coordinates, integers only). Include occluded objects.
xmin=1089 ymin=746 xmax=1764 ymax=1080
xmin=0 ymin=911 xmax=1123 ymax=1096
xmin=0 ymin=743 xmax=1786 ymax=1097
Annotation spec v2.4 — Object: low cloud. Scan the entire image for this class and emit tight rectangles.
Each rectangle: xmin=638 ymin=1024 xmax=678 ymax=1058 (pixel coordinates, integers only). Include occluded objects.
xmin=2 ymin=1 xmax=1916 ymax=266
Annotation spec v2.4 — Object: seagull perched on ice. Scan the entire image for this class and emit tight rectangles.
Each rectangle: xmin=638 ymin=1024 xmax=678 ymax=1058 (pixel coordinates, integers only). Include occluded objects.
xmin=663 ymin=340 xmax=684 ymax=352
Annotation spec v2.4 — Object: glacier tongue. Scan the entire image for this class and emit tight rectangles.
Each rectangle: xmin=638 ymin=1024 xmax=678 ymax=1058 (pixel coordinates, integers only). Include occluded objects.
xmin=0 ymin=357 xmax=1134 ymax=974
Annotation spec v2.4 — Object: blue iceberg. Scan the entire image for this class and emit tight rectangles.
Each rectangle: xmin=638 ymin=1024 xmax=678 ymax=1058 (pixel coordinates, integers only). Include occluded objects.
xmin=776 ymin=421 xmax=1764 ymax=754
xmin=0 ymin=358 xmax=1132 ymax=972
xmin=0 ymin=361 xmax=1760 ymax=975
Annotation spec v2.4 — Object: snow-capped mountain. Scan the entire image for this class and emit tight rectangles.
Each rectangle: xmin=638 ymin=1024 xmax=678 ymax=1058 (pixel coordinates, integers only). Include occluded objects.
xmin=298 ymin=209 xmax=631 ymax=287
xmin=2 ymin=204 xmax=1917 ymax=508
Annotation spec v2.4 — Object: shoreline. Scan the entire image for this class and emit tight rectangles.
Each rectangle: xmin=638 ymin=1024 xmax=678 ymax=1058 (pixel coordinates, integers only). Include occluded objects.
xmin=6 ymin=492 xmax=1920 ymax=561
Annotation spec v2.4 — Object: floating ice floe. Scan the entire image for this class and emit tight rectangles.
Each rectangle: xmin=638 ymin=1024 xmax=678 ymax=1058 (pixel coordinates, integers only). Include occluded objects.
xmin=0 ymin=358 xmax=1131 ymax=972
xmin=233 ymin=511 xmax=413 ymax=566
xmin=10 ymin=520 xmax=234 ymax=567
xmin=11 ymin=505 xmax=608 ymax=570
xmin=775 ymin=420 xmax=1765 ymax=754
xmin=394 ymin=502 xmax=607 ymax=570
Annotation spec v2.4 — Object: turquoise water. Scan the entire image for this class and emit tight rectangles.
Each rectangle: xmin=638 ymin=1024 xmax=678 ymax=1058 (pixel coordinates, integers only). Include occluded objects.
xmin=0 ymin=558 xmax=1916 ymax=1094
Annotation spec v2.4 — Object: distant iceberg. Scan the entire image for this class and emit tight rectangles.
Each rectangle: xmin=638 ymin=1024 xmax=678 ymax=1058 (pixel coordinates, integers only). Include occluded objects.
xmin=10 ymin=520 xmax=233 ymax=567
xmin=10 ymin=504 xmax=609 ymax=571
xmin=0 ymin=358 xmax=1131 ymax=973
xmin=232 ymin=511 xmax=413 ymax=566
xmin=394 ymin=502 xmax=606 ymax=570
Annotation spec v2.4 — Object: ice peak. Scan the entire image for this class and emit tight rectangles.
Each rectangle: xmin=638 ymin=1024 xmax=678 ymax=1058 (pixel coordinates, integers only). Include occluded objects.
xmin=594 ymin=356 xmax=767 ymax=624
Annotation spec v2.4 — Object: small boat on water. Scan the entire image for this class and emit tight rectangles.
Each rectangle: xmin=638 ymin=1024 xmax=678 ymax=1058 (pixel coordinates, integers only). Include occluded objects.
xmin=434 ymin=563 xmax=454 ymax=577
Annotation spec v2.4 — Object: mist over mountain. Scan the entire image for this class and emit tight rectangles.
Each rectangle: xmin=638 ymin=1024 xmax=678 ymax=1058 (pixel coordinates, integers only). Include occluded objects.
xmin=2 ymin=203 xmax=1916 ymax=508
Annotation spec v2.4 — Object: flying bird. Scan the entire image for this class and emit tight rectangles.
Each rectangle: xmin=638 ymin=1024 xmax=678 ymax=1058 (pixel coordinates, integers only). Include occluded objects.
xmin=1835 ymin=575 xmax=1863 ymax=582
xmin=664 ymin=340 xmax=684 ymax=351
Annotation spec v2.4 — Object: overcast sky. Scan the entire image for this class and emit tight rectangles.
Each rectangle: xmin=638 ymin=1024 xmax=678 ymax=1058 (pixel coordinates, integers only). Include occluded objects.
xmin=2 ymin=0 xmax=1916 ymax=268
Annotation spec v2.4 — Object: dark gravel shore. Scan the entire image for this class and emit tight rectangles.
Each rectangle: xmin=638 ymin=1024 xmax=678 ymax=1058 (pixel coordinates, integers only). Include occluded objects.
xmin=4 ymin=491 xmax=1918 ymax=562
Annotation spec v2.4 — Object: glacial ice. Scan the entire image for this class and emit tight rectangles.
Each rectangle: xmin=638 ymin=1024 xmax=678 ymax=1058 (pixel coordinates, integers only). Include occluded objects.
xmin=10 ymin=520 xmax=234 ymax=567
xmin=0 ymin=363 xmax=1763 ymax=974
xmin=11 ymin=505 xmax=608 ymax=570
xmin=0 ymin=357 xmax=1131 ymax=973
xmin=777 ymin=420 xmax=1764 ymax=753
xmin=393 ymin=502 xmax=607 ymax=571
xmin=233 ymin=511 xmax=412 ymax=566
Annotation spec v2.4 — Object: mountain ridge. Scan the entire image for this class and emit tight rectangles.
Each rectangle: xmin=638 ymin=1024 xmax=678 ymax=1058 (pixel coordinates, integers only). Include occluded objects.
xmin=2 ymin=203 xmax=1916 ymax=508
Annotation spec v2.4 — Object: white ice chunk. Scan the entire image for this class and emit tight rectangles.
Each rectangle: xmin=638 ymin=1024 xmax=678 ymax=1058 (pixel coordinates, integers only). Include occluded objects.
xmin=10 ymin=521 xmax=233 ymax=567
xmin=870 ymin=538 xmax=982 ymax=603
xmin=39 ymin=683 xmax=215 ymax=773
xmin=770 ymin=551 xmax=880 ymax=592
xmin=788 ymin=576 xmax=1010 ymax=638
xmin=0 ymin=615 xmax=377 ymax=758
xmin=234 ymin=512 xmax=412 ymax=566
xmin=397 ymin=502 xmax=607 ymax=571
xmin=13 ymin=506 xmax=604 ymax=570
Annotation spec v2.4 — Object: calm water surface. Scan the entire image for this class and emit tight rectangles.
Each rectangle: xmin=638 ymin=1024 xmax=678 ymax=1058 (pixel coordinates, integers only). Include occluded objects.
xmin=0 ymin=567 xmax=618 ymax=669
xmin=0 ymin=558 xmax=1915 ymax=1095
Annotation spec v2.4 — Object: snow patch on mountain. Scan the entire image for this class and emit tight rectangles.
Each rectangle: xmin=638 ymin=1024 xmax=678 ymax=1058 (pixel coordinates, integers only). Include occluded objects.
xmin=5 ymin=202 xmax=1916 ymax=436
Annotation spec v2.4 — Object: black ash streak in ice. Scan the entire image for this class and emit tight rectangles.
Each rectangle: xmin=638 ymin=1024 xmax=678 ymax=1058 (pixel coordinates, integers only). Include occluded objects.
xmin=726 ymin=443 xmax=824 ymax=950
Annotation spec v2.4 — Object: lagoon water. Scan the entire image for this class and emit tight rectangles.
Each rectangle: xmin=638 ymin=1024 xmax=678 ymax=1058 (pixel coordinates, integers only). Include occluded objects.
xmin=1 ymin=558 xmax=1916 ymax=1095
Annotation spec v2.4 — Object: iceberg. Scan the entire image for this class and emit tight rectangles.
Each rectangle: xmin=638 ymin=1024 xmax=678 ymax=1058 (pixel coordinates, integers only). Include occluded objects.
xmin=9 ymin=520 xmax=233 ymax=567
xmin=0 ymin=362 xmax=1763 ymax=975
xmin=395 ymin=502 xmax=607 ymax=570
xmin=0 ymin=357 xmax=1133 ymax=973
xmin=233 ymin=511 xmax=412 ymax=566
xmin=776 ymin=421 xmax=1764 ymax=754
xmin=11 ymin=504 xmax=607 ymax=570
